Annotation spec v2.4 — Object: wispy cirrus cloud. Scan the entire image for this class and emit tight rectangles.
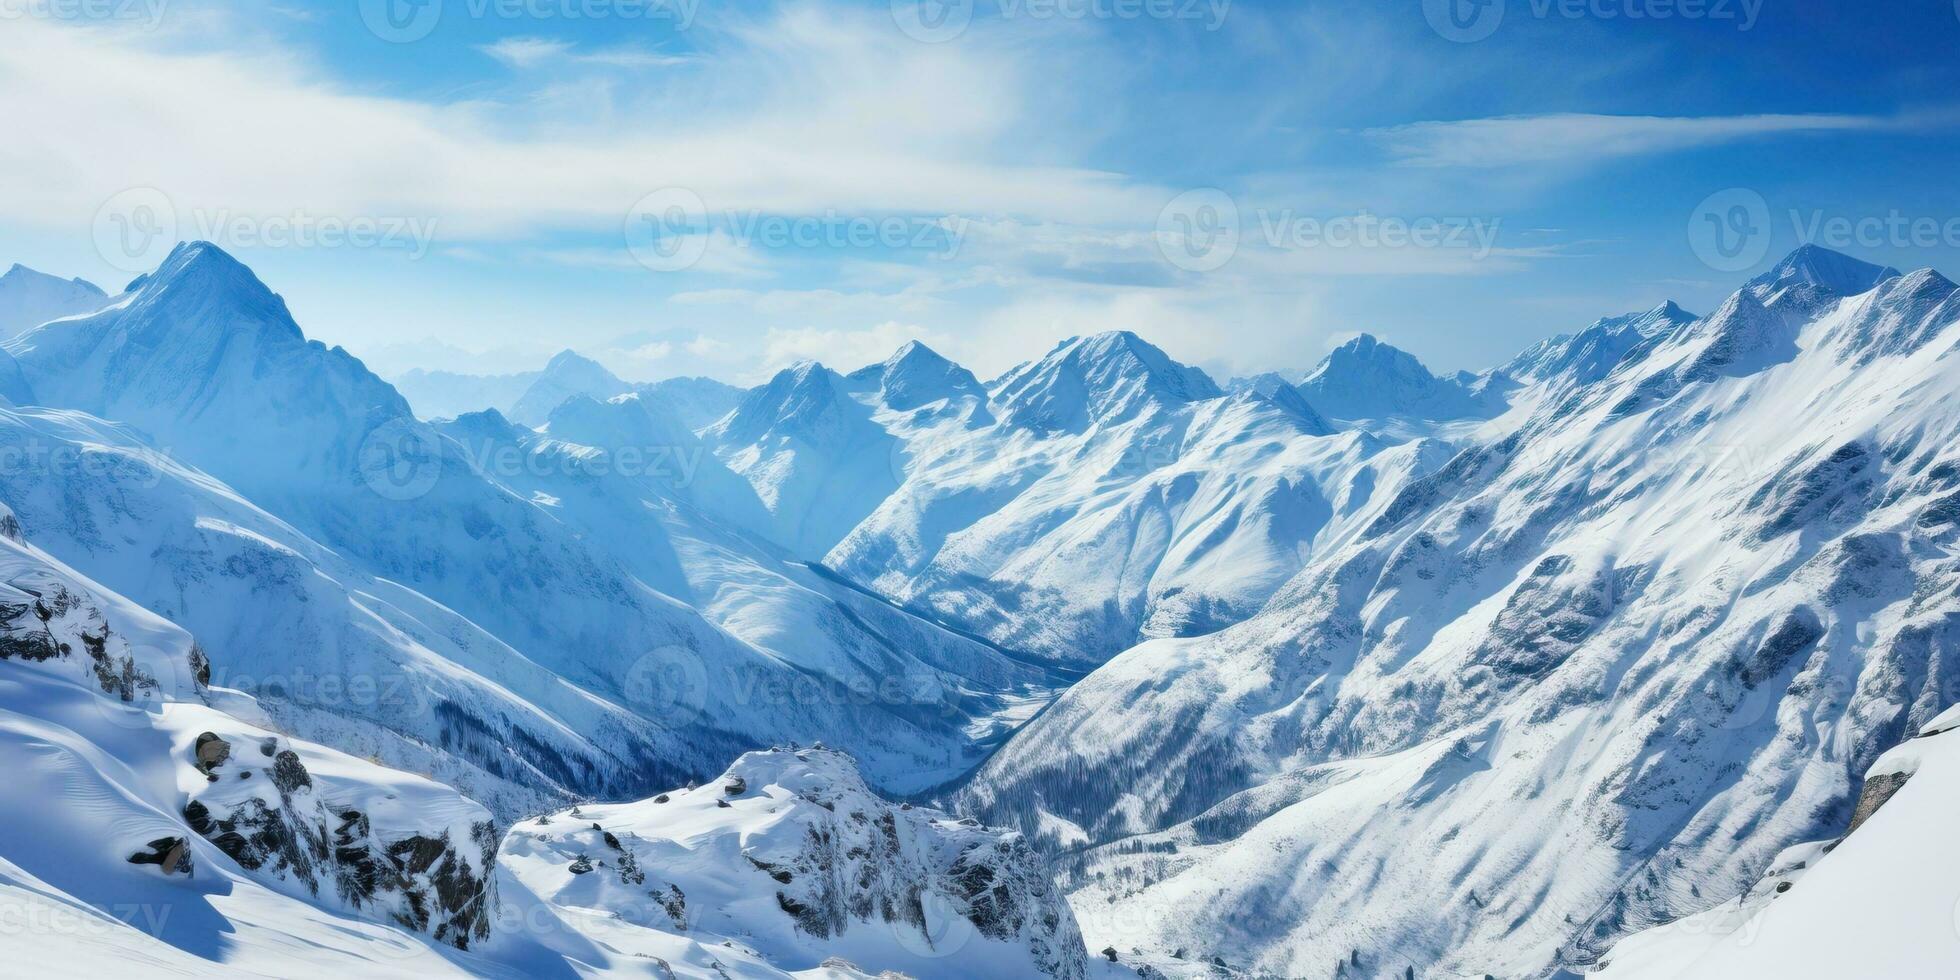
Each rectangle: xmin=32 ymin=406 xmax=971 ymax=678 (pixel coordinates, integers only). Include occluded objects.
xmin=478 ymin=36 xmax=691 ymax=70
xmin=1367 ymin=112 xmax=1905 ymax=168
xmin=0 ymin=10 xmax=1162 ymax=243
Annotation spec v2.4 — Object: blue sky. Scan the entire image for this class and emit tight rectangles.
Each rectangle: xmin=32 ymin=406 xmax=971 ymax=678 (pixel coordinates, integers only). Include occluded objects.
xmin=3 ymin=0 xmax=1959 ymax=383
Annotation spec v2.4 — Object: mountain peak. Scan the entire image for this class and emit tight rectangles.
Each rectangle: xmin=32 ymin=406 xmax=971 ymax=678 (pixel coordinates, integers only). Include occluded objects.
xmin=849 ymin=340 xmax=985 ymax=411
xmin=992 ymin=330 xmax=1221 ymax=432
xmin=0 ymin=263 xmax=110 ymax=339
xmin=1748 ymin=244 xmax=1901 ymax=297
xmin=126 ymin=241 xmax=299 ymax=340
xmin=1300 ymin=334 xmax=1489 ymax=421
xmin=544 ymin=349 xmax=606 ymax=372
xmin=509 ymin=349 xmax=631 ymax=426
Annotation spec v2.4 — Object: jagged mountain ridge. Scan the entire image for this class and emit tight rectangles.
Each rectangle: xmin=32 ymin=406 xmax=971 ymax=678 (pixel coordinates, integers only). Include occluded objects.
xmin=958 ymin=247 xmax=1960 ymax=976
xmin=0 ymin=242 xmax=1075 ymax=807
xmin=0 ymin=262 xmax=109 ymax=339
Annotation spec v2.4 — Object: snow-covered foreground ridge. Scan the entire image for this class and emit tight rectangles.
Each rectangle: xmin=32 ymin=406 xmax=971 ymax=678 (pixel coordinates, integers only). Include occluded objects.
xmin=0 ymin=499 xmax=1090 ymax=977
xmin=504 ymin=747 xmax=1089 ymax=980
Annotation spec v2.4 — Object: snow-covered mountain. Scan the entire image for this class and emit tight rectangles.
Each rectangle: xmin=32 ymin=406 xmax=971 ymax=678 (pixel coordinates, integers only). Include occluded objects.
xmin=0 ymin=262 xmax=109 ymax=338
xmin=1297 ymin=332 xmax=1499 ymax=422
xmin=393 ymin=360 xmax=744 ymax=430
xmin=642 ymin=374 xmax=745 ymax=431
xmin=0 ymin=497 xmax=1092 ymax=978
xmin=705 ymin=359 xmax=911 ymax=559
xmin=826 ymin=331 xmax=1442 ymax=667
xmin=0 ymin=242 xmax=1068 ymax=806
xmin=0 ymin=500 xmax=503 ymax=961
xmin=960 ymin=246 xmax=1960 ymax=976
xmin=1598 ymin=699 xmax=1960 ymax=979
xmin=9 ymin=236 xmax=1958 ymax=979
xmin=505 ymin=747 xmax=1089 ymax=979
xmin=391 ymin=366 xmax=538 ymax=420
xmin=508 ymin=349 xmax=634 ymax=427
xmin=436 ymin=393 xmax=1065 ymax=791
xmin=1500 ymin=301 xmax=1696 ymax=387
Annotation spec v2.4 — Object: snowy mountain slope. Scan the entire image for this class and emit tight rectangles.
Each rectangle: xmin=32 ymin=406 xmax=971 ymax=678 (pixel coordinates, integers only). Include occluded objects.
xmin=1297 ymin=332 xmax=1498 ymax=422
xmin=436 ymin=395 xmax=1066 ymax=792
xmin=990 ymin=331 xmax=1220 ymax=435
xmin=504 ymin=747 xmax=1089 ymax=980
xmin=0 ymin=262 xmax=109 ymax=338
xmin=0 ymin=402 xmax=720 ymax=817
xmin=641 ymin=375 xmax=745 ymax=431
xmin=0 ymin=503 xmax=1068 ymax=979
xmin=1596 ymin=700 xmax=1960 ymax=979
xmin=391 ymin=366 xmax=538 ymax=421
xmin=1747 ymin=241 xmax=1901 ymax=298
xmin=960 ymin=247 xmax=1960 ymax=976
xmin=0 ymin=505 xmax=500 ymax=953
xmin=827 ymin=332 xmax=1447 ymax=667
xmin=0 ymin=242 xmax=1056 ymax=803
xmin=704 ymin=360 xmax=910 ymax=559
xmin=1223 ymin=372 xmax=1337 ymax=436
xmin=1500 ymin=301 xmax=1696 ymax=387
xmin=508 ymin=350 xmax=634 ymax=427
xmin=392 ymin=363 xmax=743 ymax=431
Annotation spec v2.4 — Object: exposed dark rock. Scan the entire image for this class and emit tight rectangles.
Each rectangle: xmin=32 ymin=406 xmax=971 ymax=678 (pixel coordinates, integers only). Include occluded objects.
xmin=127 ymin=836 xmax=193 ymax=876
xmin=194 ymin=732 xmax=232 ymax=775
xmin=270 ymin=750 xmax=312 ymax=794
xmin=1846 ymin=770 xmax=1911 ymax=835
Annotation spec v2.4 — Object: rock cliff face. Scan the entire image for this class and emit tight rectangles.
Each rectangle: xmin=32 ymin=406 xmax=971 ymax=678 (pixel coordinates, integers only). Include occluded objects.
xmin=0 ymin=501 xmax=500 ymax=952
xmin=504 ymin=747 xmax=1089 ymax=980
xmin=180 ymin=730 xmax=500 ymax=949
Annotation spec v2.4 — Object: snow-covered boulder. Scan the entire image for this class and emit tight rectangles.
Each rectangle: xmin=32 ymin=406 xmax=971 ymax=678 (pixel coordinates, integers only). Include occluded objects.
xmin=504 ymin=747 xmax=1089 ymax=979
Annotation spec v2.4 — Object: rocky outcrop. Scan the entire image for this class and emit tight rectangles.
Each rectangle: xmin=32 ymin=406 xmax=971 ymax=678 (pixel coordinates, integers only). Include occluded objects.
xmin=181 ymin=734 xmax=499 ymax=950
xmin=504 ymin=747 xmax=1089 ymax=979
xmin=127 ymin=837 xmax=193 ymax=877
xmin=1844 ymin=770 xmax=1910 ymax=836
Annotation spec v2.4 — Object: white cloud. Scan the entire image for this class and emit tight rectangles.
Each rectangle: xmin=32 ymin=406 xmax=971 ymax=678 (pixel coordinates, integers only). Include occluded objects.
xmin=477 ymin=37 xmax=576 ymax=69
xmin=758 ymin=321 xmax=945 ymax=378
xmin=1367 ymin=112 xmax=1899 ymax=169
xmin=0 ymin=12 xmax=1163 ymax=244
